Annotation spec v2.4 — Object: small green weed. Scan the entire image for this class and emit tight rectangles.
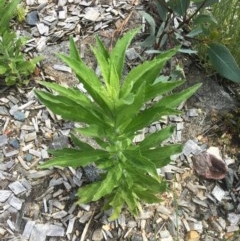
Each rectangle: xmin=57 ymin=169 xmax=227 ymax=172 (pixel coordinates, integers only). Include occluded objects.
xmin=0 ymin=0 xmax=41 ymax=86
xmin=35 ymin=29 xmax=201 ymax=220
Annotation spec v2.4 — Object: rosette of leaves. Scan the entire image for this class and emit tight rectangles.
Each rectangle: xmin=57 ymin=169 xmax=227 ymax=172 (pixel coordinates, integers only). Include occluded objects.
xmin=35 ymin=28 xmax=201 ymax=220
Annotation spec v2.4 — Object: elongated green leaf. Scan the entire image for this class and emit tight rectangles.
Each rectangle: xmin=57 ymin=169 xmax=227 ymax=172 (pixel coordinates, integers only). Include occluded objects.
xmin=157 ymin=83 xmax=202 ymax=108
xmin=145 ymin=80 xmax=185 ymax=101
xmin=207 ymin=43 xmax=240 ymax=83
xmin=116 ymin=82 xmax=145 ymax=128
xmin=110 ymin=28 xmax=139 ymax=79
xmin=108 ymin=190 xmax=124 ymax=221
xmin=91 ymin=45 xmax=110 ymax=88
xmin=109 ymin=59 xmax=120 ymax=98
xmin=168 ymin=0 xmax=190 ymax=16
xmin=70 ymin=133 xmax=94 ymax=151
xmin=38 ymin=81 xmax=93 ymax=107
xmin=140 ymin=11 xmax=156 ymax=36
xmin=124 ymin=150 xmax=159 ymax=180
xmin=120 ymin=184 xmax=140 ymax=215
xmin=69 ymin=37 xmax=81 ymax=62
xmin=141 ymin=144 xmax=182 ymax=166
xmin=78 ymin=182 xmax=102 ymax=203
xmin=134 ymin=188 xmax=161 ymax=203
xmin=92 ymin=164 xmax=123 ymax=201
xmin=139 ymin=125 xmax=175 ymax=150
xmin=125 ymin=106 xmax=181 ymax=134
xmin=96 ymin=36 xmax=110 ymax=60
xmin=35 ymin=90 xmax=106 ymax=125
xmin=139 ymin=11 xmax=156 ymax=47
xmin=120 ymin=48 xmax=178 ymax=98
xmin=194 ymin=0 xmax=219 ymax=8
xmin=0 ymin=0 xmax=20 ymax=34
xmin=58 ymin=54 xmax=113 ymax=113
xmin=193 ymin=14 xmax=217 ymax=25
xmin=39 ymin=149 xmax=108 ymax=168
xmin=186 ymin=26 xmax=203 ymax=37
xmin=125 ymin=168 xmax=162 ymax=193
xmin=76 ymin=125 xmax=107 ymax=139
xmin=155 ymin=1 xmax=168 ymax=21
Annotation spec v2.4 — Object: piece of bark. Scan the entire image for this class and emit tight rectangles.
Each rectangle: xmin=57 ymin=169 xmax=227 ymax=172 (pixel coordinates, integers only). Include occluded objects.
xmin=192 ymin=147 xmax=227 ymax=180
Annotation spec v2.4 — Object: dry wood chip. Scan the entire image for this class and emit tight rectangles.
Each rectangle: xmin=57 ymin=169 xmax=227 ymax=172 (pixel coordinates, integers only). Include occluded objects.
xmin=29 ymin=149 xmax=42 ymax=158
xmin=7 ymin=219 xmax=15 ymax=231
xmin=84 ymin=7 xmax=100 ymax=21
xmin=212 ymin=185 xmax=225 ymax=202
xmin=22 ymin=220 xmax=36 ymax=239
xmin=46 ymin=224 xmax=65 ymax=236
xmin=52 ymin=210 xmax=68 ymax=219
xmin=8 ymin=195 xmax=23 ymax=210
xmin=52 ymin=199 xmax=65 ymax=210
xmin=22 ymin=143 xmax=34 ymax=151
xmin=8 ymin=181 xmax=27 ymax=195
xmin=53 ymin=189 xmax=64 ymax=198
xmin=24 ymin=132 xmax=37 ymax=142
xmin=79 ymin=212 xmax=93 ymax=223
xmin=0 ymin=190 xmax=12 ymax=202
xmin=66 ymin=217 xmax=76 ymax=234
xmin=4 ymin=150 xmax=19 ymax=158
xmin=28 ymin=170 xmax=54 ymax=179
xmin=17 ymin=156 xmax=30 ymax=170
xmin=29 ymin=224 xmax=47 ymax=241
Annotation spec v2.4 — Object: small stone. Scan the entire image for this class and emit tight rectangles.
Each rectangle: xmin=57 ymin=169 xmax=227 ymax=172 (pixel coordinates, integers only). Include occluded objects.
xmin=25 ymin=153 xmax=33 ymax=162
xmin=92 ymin=228 xmax=103 ymax=241
xmin=9 ymin=139 xmax=20 ymax=149
xmin=126 ymin=48 xmax=139 ymax=60
xmin=26 ymin=11 xmax=39 ymax=26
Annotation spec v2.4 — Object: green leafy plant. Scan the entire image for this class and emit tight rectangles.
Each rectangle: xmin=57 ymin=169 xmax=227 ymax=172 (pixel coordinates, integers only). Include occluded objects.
xmin=0 ymin=31 xmax=41 ymax=85
xmin=16 ymin=2 xmax=28 ymax=23
xmin=0 ymin=0 xmax=20 ymax=35
xmin=141 ymin=0 xmax=240 ymax=83
xmin=35 ymin=29 xmax=201 ymax=220
xmin=0 ymin=0 xmax=41 ymax=86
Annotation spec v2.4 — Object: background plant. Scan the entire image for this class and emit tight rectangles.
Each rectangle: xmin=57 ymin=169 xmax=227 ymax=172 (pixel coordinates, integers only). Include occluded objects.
xmin=35 ymin=29 xmax=201 ymax=220
xmin=141 ymin=0 xmax=240 ymax=83
xmin=0 ymin=0 xmax=41 ymax=86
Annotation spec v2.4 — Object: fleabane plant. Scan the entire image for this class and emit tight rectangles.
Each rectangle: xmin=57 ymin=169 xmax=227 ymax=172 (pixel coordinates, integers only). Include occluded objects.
xmin=35 ymin=28 xmax=201 ymax=220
